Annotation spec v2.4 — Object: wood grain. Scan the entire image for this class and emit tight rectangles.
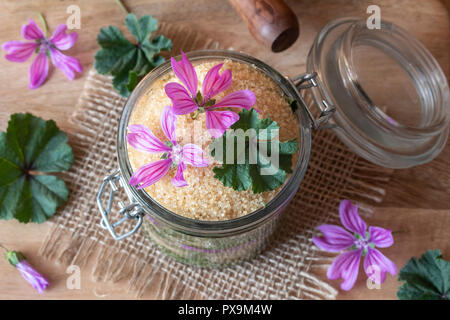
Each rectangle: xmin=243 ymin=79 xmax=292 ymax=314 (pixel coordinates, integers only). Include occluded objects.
xmin=0 ymin=0 xmax=448 ymax=300
xmin=228 ymin=0 xmax=299 ymax=52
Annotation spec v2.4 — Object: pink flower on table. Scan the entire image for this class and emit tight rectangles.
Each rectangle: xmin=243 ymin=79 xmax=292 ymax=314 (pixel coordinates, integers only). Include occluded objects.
xmin=312 ymin=200 xmax=397 ymax=291
xmin=164 ymin=51 xmax=256 ymax=138
xmin=5 ymin=250 xmax=49 ymax=294
xmin=2 ymin=19 xmax=82 ymax=89
xmin=127 ymin=106 xmax=209 ymax=188
xmin=15 ymin=260 xmax=50 ymax=294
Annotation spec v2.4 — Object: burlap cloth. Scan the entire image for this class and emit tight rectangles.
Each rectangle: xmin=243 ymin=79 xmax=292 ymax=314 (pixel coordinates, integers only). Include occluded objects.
xmin=39 ymin=23 xmax=393 ymax=299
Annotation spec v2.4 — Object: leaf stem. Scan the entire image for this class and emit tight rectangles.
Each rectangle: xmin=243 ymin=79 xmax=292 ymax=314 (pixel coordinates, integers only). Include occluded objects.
xmin=37 ymin=12 xmax=48 ymax=37
xmin=114 ymin=0 xmax=130 ymax=15
xmin=191 ymin=109 xmax=201 ymax=120
xmin=0 ymin=244 xmax=9 ymax=252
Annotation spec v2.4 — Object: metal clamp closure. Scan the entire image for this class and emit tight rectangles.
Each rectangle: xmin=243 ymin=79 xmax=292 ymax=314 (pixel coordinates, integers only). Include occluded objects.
xmin=292 ymin=72 xmax=336 ymax=129
xmin=97 ymin=169 xmax=143 ymax=240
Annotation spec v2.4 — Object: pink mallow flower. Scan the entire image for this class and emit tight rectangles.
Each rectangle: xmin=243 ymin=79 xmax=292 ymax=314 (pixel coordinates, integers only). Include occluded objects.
xmin=5 ymin=250 xmax=49 ymax=294
xmin=164 ymin=51 xmax=256 ymax=138
xmin=127 ymin=106 xmax=209 ymax=188
xmin=312 ymin=200 xmax=397 ymax=291
xmin=2 ymin=19 xmax=82 ymax=89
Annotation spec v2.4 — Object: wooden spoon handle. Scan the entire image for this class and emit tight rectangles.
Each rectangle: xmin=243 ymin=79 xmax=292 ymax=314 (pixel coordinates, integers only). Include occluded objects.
xmin=228 ymin=0 xmax=299 ymax=52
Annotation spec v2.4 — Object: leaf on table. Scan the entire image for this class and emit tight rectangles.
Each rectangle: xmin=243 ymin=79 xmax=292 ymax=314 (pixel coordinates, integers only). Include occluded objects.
xmin=397 ymin=249 xmax=450 ymax=300
xmin=210 ymin=108 xmax=298 ymax=194
xmin=0 ymin=113 xmax=73 ymax=224
xmin=94 ymin=13 xmax=173 ymax=97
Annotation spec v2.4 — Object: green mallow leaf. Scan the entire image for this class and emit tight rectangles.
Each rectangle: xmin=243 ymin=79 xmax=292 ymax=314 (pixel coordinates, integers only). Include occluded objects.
xmin=211 ymin=109 xmax=298 ymax=194
xmin=94 ymin=13 xmax=173 ymax=97
xmin=397 ymin=250 xmax=450 ymax=300
xmin=126 ymin=70 xmax=139 ymax=93
xmin=0 ymin=113 xmax=73 ymax=224
xmin=125 ymin=14 xmax=158 ymax=43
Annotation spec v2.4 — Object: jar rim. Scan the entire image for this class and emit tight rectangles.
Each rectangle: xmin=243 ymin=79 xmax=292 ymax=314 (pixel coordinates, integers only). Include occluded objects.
xmin=117 ymin=50 xmax=312 ymax=236
xmin=342 ymin=19 xmax=450 ymax=136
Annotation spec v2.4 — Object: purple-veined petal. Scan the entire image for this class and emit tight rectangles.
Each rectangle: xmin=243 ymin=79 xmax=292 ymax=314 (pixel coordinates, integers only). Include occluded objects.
xmin=202 ymin=63 xmax=232 ymax=101
xmin=364 ymin=248 xmax=397 ymax=285
xmin=127 ymin=124 xmax=171 ymax=154
xmin=160 ymin=106 xmax=177 ymax=143
xmin=16 ymin=261 xmax=49 ymax=294
xmin=49 ymin=47 xmax=82 ymax=80
xmin=170 ymin=51 xmax=197 ymax=96
xmin=368 ymin=226 xmax=394 ymax=248
xmin=182 ymin=144 xmax=209 ymax=167
xmin=339 ymin=199 xmax=367 ymax=237
xmin=327 ymin=250 xmax=362 ymax=291
xmin=21 ymin=19 xmax=44 ymax=40
xmin=205 ymin=110 xmax=239 ymax=138
xmin=129 ymin=159 xmax=172 ymax=189
xmin=164 ymin=82 xmax=199 ymax=115
xmin=312 ymin=224 xmax=356 ymax=252
xmin=50 ymin=24 xmax=78 ymax=50
xmin=172 ymin=161 xmax=188 ymax=187
xmin=29 ymin=52 xmax=49 ymax=89
xmin=2 ymin=41 xmax=38 ymax=62
xmin=210 ymin=90 xmax=256 ymax=110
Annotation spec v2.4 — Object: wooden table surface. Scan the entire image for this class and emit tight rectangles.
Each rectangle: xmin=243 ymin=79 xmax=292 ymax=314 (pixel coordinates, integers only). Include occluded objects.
xmin=0 ymin=0 xmax=448 ymax=300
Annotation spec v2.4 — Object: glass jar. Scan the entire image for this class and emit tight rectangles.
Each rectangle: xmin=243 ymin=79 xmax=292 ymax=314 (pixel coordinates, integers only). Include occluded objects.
xmin=96 ymin=18 xmax=449 ymax=267
xmin=97 ymin=50 xmax=312 ymax=267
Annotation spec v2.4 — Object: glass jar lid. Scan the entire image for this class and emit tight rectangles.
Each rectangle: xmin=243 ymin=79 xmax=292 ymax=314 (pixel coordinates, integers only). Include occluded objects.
xmin=304 ymin=18 xmax=449 ymax=168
